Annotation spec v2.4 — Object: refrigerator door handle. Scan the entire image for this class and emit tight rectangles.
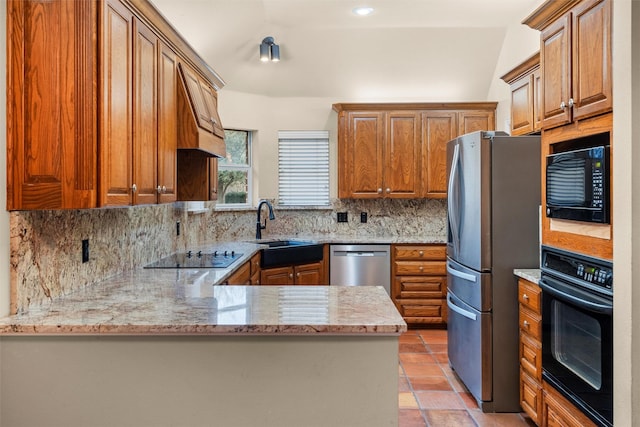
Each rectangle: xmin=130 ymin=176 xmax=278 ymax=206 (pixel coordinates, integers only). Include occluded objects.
xmin=447 ymin=261 xmax=477 ymax=283
xmin=447 ymin=293 xmax=477 ymax=321
xmin=447 ymin=142 xmax=461 ymax=254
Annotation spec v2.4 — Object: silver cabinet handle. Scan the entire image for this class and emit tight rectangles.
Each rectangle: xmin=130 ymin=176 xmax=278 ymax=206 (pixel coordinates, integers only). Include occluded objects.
xmin=419 ymin=266 xmax=424 ymax=272
xmin=157 ymin=185 xmax=162 ymax=194
xmin=377 ymin=188 xmax=382 ymax=194
xmin=386 ymin=188 xmax=391 ymax=193
xmin=523 ymin=320 xmax=530 ymax=328
xmin=131 ymin=183 xmax=137 ymax=193
xmin=523 ymin=293 xmax=529 ymax=301
xmin=296 ymin=273 xmax=300 ymax=277
xmin=568 ymin=98 xmax=574 ymax=107
xmin=419 ymin=251 xmax=424 ymax=257
xmin=162 ymin=185 xmax=167 ymax=192
xmin=560 ymin=101 xmax=566 ymax=109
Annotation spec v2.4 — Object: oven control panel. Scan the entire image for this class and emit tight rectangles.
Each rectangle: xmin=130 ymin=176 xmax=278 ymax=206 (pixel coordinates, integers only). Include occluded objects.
xmin=541 ymin=246 xmax=613 ymax=291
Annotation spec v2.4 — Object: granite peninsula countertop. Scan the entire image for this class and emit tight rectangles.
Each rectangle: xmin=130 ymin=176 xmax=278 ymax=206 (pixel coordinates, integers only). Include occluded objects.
xmin=0 ymin=239 xmax=411 ymax=336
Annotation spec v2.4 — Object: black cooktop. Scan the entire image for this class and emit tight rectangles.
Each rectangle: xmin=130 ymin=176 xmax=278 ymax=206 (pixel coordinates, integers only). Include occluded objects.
xmin=144 ymin=250 xmax=243 ymax=269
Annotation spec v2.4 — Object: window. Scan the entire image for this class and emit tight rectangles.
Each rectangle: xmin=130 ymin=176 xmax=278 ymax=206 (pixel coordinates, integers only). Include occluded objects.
xmin=218 ymin=129 xmax=252 ymax=206
xmin=278 ymin=131 xmax=330 ymax=206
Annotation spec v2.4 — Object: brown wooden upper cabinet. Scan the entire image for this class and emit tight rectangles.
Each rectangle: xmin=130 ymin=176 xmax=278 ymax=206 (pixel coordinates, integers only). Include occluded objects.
xmin=7 ymin=0 xmax=224 ymax=210
xmin=523 ymin=0 xmax=612 ymax=130
xmin=7 ymin=0 xmax=99 ymax=210
xmin=501 ymin=53 xmax=542 ymax=136
xmin=333 ymin=103 xmax=495 ymax=199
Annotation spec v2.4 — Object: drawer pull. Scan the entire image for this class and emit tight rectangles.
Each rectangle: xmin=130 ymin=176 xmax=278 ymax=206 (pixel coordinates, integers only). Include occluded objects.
xmin=523 ymin=293 xmax=529 ymax=301
xmin=419 ymin=266 xmax=424 ymax=272
xmin=419 ymin=251 xmax=424 ymax=257
xmin=523 ymin=320 xmax=530 ymax=328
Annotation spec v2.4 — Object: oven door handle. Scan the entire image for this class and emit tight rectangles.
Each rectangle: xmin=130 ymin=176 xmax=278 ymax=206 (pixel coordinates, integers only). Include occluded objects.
xmin=539 ymin=278 xmax=613 ymax=315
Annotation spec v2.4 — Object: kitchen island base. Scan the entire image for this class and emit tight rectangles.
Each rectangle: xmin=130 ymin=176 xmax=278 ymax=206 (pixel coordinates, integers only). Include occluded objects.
xmin=1 ymin=335 xmax=399 ymax=427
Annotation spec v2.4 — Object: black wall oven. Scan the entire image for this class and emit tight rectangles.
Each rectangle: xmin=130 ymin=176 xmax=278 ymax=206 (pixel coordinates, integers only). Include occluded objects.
xmin=539 ymin=246 xmax=613 ymax=427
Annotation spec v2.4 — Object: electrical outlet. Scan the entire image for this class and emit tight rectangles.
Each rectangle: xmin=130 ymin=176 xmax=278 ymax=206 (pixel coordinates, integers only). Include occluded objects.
xmin=82 ymin=239 xmax=89 ymax=263
xmin=337 ymin=212 xmax=348 ymax=223
xmin=176 ymin=221 xmax=181 ymax=236
xmin=360 ymin=212 xmax=367 ymax=223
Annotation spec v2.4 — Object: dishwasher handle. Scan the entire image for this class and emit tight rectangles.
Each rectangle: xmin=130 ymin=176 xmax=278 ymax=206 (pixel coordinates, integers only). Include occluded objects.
xmin=332 ymin=251 xmax=387 ymax=257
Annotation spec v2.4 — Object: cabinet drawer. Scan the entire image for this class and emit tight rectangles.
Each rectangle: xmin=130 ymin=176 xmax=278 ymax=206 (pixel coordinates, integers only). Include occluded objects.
xmin=394 ymin=245 xmax=446 ymax=260
xmin=395 ymin=299 xmax=447 ymax=323
xmin=519 ymin=306 xmax=542 ymax=341
xmin=520 ymin=368 xmax=542 ymax=425
xmin=394 ymin=260 xmax=446 ymax=276
xmin=520 ymin=331 xmax=542 ymax=381
xmin=394 ymin=276 xmax=446 ymax=299
xmin=518 ymin=278 xmax=541 ymax=314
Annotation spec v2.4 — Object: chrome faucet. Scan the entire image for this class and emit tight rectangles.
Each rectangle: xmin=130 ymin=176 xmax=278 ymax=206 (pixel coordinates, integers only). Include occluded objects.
xmin=256 ymin=199 xmax=275 ymax=239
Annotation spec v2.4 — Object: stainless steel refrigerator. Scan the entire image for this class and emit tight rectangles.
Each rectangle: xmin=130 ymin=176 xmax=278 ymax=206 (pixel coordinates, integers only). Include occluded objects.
xmin=446 ymin=131 xmax=540 ymax=412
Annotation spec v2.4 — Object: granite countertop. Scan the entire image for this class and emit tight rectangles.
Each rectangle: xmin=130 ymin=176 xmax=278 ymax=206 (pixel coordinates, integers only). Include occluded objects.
xmin=514 ymin=268 xmax=541 ymax=285
xmin=0 ymin=240 xmax=408 ymax=336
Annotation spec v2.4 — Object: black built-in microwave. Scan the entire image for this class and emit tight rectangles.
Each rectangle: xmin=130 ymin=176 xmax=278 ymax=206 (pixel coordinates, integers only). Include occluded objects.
xmin=546 ymin=145 xmax=610 ymax=223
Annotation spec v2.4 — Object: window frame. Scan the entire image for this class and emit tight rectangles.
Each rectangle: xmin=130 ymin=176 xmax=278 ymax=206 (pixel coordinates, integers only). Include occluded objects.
xmin=216 ymin=129 xmax=253 ymax=208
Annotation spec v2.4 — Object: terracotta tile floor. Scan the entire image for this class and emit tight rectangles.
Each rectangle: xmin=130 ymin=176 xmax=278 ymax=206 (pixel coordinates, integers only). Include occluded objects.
xmin=399 ymin=329 xmax=536 ymax=427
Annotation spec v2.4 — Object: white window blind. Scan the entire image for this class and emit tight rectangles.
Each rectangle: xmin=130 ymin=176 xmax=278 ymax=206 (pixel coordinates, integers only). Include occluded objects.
xmin=278 ymin=130 xmax=330 ymax=206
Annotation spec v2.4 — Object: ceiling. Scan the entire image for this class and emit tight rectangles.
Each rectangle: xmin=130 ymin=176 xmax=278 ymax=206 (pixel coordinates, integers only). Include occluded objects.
xmin=149 ymin=0 xmax=542 ymax=100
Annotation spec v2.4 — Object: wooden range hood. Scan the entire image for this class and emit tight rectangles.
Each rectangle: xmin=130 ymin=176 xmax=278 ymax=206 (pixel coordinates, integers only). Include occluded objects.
xmin=177 ymin=62 xmax=226 ymax=158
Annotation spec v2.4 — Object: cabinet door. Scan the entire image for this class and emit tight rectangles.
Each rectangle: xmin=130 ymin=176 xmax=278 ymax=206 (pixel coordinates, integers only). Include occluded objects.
xmin=510 ymin=75 xmax=535 ymax=136
xmin=571 ymin=0 xmax=612 ymax=120
xmin=422 ymin=112 xmax=456 ymax=197
xmin=179 ymin=63 xmax=214 ymax=133
xmin=261 ymin=267 xmax=294 ymax=285
xmin=520 ymin=368 xmax=542 ymax=425
xmin=385 ymin=112 xmax=421 ymax=198
xmin=7 ymin=0 xmax=97 ymax=209
xmin=540 ymin=14 xmax=572 ymax=129
xmin=294 ymin=262 xmax=324 ymax=285
xmin=199 ymin=82 xmax=225 ymax=138
xmin=343 ymin=112 xmax=385 ymax=198
xmin=157 ymin=42 xmax=178 ymax=203
xmin=533 ymin=67 xmax=543 ymax=132
xmin=457 ymin=110 xmax=495 ymax=134
xmin=226 ymin=262 xmax=251 ymax=285
xmin=100 ymin=0 xmax=133 ymax=206
xmin=132 ymin=18 xmax=158 ymax=205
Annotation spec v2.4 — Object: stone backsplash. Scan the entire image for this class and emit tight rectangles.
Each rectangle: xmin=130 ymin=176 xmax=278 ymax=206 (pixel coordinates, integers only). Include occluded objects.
xmin=9 ymin=198 xmax=446 ymax=313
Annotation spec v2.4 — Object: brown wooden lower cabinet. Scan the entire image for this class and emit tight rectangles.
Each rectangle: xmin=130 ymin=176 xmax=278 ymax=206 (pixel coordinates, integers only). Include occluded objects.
xmin=520 ymin=368 xmax=542 ymax=425
xmin=517 ymin=276 xmax=597 ymax=427
xmin=261 ymin=261 xmax=325 ymax=286
xmin=225 ymin=261 xmax=251 ymax=285
xmin=250 ymin=253 xmax=261 ymax=285
xmin=391 ymin=244 xmax=447 ymax=326
xmin=542 ymin=381 xmax=597 ymax=427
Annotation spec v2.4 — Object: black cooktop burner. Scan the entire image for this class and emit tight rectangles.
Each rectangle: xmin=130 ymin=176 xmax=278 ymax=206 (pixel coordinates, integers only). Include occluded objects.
xmin=144 ymin=250 xmax=243 ymax=269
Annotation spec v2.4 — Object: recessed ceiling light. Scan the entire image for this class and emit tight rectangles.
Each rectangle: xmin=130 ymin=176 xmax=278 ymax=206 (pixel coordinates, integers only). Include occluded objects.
xmin=352 ymin=6 xmax=374 ymax=16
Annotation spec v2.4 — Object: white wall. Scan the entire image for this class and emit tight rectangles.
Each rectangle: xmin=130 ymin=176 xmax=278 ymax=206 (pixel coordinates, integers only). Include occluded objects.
xmin=486 ymin=21 xmax=541 ymax=132
xmin=219 ymin=91 xmax=340 ymax=201
xmin=612 ymin=1 xmax=639 ymax=425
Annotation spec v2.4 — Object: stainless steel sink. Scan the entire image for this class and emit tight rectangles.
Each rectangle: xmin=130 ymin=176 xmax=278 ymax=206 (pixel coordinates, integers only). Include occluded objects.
xmin=259 ymin=240 xmax=323 ymax=268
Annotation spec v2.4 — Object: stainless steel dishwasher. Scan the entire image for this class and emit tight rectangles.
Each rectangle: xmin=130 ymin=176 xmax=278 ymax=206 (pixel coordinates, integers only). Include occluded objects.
xmin=329 ymin=244 xmax=391 ymax=295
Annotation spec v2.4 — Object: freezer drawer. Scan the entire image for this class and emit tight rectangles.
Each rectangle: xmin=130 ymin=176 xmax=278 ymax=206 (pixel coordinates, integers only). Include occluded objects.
xmin=446 ymin=257 xmax=492 ymax=312
xmin=447 ymin=291 xmax=492 ymax=403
